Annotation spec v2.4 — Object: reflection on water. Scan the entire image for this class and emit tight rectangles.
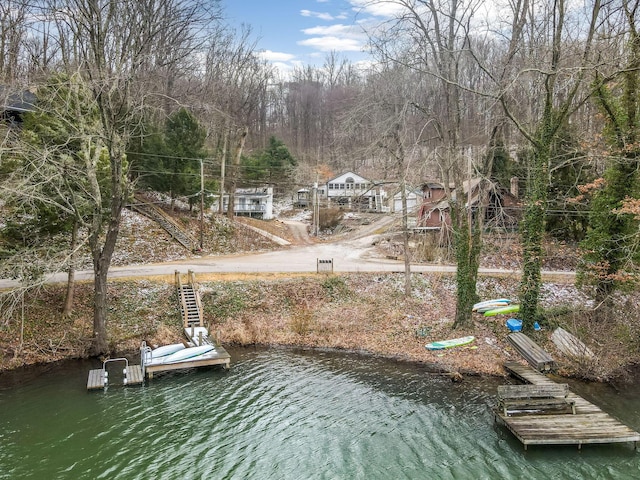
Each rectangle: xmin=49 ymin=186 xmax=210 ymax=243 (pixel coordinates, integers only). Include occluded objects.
xmin=0 ymin=347 xmax=638 ymax=479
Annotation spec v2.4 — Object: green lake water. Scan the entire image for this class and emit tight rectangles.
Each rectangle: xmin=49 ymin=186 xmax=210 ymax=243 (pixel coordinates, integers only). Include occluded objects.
xmin=0 ymin=347 xmax=639 ymax=479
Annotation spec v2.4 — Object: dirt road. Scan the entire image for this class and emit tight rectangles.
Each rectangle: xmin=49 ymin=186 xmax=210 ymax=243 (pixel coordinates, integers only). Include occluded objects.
xmin=0 ymin=215 xmax=575 ymax=289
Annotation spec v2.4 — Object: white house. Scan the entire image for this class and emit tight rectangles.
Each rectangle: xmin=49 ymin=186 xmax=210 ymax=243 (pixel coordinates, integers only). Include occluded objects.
xmin=324 ymin=171 xmax=387 ymax=211
xmin=212 ymin=186 xmax=274 ymax=220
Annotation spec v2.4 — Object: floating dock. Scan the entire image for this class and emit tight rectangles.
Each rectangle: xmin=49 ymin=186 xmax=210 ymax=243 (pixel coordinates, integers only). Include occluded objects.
xmin=141 ymin=341 xmax=230 ymax=379
xmin=87 ymin=270 xmax=230 ymax=390
xmin=497 ymin=361 xmax=640 ymax=450
xmin=87 ymin=358 xmax=144 ymax=390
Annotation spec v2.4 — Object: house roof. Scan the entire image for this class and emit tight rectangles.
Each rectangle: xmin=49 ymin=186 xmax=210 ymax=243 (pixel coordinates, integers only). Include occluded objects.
xmin=422 ymin=181 xmax=444 ymax=190
xmin=326 ymin=171 xmax=371 ymax=184
xmin=0 ymin=87 xmax=37 ymax=113
xmin=392 ymin=186 xmax=421 ymax=197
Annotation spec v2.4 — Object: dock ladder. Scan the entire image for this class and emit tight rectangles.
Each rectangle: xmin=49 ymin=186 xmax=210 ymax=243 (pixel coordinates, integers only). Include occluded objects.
xmin=176 ymin=270 xmax=203 ymax=329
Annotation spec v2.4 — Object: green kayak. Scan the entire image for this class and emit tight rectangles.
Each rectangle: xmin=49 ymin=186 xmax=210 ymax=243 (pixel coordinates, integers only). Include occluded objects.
xmin=483 ymin=305 xmax=520 ymax=317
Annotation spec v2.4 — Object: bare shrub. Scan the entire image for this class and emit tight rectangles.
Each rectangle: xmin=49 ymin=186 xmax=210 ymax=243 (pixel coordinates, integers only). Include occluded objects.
xmin=319 ymin=208 xmax=343 ymax=230
xmin=290 ymin=305 xmax=314 ymax=335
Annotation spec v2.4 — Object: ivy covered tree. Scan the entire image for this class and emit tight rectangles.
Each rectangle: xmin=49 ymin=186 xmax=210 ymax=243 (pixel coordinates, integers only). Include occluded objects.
xmin=485 ymin=132 xmax=518 ymax=191
xmin=580 ymin=3 xmax=640 ymax=303
xmin=546 ymin=123 xmax=592 ymax=242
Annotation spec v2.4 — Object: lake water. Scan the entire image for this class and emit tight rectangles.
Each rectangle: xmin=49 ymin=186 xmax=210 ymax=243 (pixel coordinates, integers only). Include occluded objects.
xmin=0 ymin=347 xmax=638 ymax=479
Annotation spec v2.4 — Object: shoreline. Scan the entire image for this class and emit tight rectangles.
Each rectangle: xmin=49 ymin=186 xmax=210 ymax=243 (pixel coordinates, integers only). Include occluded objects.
xmin=0 ymin=272 xmax=636 ymax=384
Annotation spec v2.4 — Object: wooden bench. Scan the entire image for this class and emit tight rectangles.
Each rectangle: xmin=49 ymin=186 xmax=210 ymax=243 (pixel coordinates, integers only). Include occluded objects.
xmin=497 ymin=384 xmax=576 ymax=416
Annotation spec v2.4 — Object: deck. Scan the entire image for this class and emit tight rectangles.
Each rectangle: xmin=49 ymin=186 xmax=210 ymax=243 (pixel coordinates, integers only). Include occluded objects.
xmin=144 ymin=345 xmax=231 ymax=378
xmin=497 ymin=362 xmax=640 ymax=450
xmin=88 ymin=272 xmax=231 ymax=389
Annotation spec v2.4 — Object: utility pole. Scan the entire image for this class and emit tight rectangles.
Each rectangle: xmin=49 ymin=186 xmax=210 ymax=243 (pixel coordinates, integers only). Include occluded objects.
xmin=200 ymin=159 xmax=204 ymax=250
xmin=313 ymin=181 xmax=319 ymax=236
xmin=219 ymin=125 xmax=228 ymax=214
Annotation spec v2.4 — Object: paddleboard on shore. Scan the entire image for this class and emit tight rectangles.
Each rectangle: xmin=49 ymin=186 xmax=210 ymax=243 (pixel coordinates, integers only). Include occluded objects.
xmin=483 ymin=305 xmax=520 ymax=317
xmin=151 ymin=343 xmax=185 ymax=358
xmin=426 ymin=335 xmax=475 ymax=351
xmin=472 ymin=298 xmax=511 ymax=312
xmin=162 ymin=345 xmax=214 ymax=363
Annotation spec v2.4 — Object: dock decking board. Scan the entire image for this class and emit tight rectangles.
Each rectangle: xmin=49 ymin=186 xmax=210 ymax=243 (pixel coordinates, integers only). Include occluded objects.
xmin=87 ymin=369 xmax=105 ymax=390
xmin=499 ymin=362 xmax=640 ymax=449
xmin=87 ymin=364 xmax=144 ymax=390
xmin=126 ymin=365 xmax=144 ymax=385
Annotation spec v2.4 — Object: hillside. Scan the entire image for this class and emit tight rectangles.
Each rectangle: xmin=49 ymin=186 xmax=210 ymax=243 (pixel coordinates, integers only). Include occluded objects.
xmin=2 ymin=202 xmax=636 ymax=384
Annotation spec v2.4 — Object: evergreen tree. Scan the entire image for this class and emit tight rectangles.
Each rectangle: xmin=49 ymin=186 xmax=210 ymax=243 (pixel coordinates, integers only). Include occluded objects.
xmin=241 ymin=136 xmax=296 ymax=191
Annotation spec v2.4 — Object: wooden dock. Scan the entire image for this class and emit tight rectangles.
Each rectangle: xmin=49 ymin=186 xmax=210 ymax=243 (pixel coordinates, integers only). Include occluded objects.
xmin=497 ymin=362 xmax=640 ymax=450
xmin=144 ymin=345 xmax=231 ymax=379
xmin=88 ymin=272 xmax=231 ymax=389
xmin=87 ymin=364 xmax=144 ymax=390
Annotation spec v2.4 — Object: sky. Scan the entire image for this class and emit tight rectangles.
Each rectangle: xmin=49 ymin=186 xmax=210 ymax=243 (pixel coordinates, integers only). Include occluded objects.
xmin=221 ymin=0 xmax=395 ymax=74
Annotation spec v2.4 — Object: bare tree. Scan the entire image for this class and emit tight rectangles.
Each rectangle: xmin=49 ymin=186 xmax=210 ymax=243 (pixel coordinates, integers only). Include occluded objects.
xmin=486 ymin=0 xmax=604 ymax=327
xmin=364 ymin=0 xmax=487 ymax=327
xmin=201 ymin=25 xmax=273 ymax=215
xmin=0 ymin=0 xmax=221 ymax=355
xmin=0 ymin=0 xmax=28 ymax=83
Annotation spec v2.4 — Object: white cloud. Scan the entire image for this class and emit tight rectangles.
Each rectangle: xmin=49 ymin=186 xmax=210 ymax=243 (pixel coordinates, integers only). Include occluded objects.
xmin=301 ymin=9 xmax=335 ymax=21
xmin=303 ymin=24 xmax=358 ymax=37
xmin=349 ymin=0 xmax=405 ymax=17
xmin=299 ymin=21 xmax=367 ymax=53
xmin=299 ymin=36 xmax=363 ymax=52
xmin=259 ymin=50 xmax=297 ymax=62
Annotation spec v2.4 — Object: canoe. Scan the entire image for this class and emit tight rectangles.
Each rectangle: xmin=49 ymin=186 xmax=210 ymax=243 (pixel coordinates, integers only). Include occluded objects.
xmin=162 ymin=345 xmax=215 ymax=363
xmin=151 ymin=343 xmax=185 ymax=358
xmin=484 ymin=305 xmax=520 ymax=317
xmin=472 ymin=298 xmax=511 ymax=311
xmin=426 ymin=335 xmax=475 ymax=351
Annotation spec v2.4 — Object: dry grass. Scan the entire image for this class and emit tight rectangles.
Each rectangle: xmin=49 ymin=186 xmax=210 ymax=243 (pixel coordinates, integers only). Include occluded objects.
xmin=1 ymin=266 xmax=638 ymax=382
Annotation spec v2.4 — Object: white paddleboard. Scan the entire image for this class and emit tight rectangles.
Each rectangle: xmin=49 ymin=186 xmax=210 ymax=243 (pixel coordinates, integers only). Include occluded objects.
xmin=151 ymin=343 xmax=185 ymax=358
xmin=162 ymin=345 xmax=215 ymax=364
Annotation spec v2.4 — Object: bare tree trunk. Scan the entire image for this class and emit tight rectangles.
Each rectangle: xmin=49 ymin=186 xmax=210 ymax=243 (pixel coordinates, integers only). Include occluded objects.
xmin=219 ymin=123 xmax=228 ymax=214
xmin=401 ymin=180 xmax=411 ymax=296
xmin=62 ymin=220 xmax=78 ymax=316
xmin=227 ymin=127 xmax=248 ymax=220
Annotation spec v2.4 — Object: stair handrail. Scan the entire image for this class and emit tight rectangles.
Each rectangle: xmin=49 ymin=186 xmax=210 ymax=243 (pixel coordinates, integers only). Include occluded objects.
xmin=188 ymin=270 xmax=204 ymax=327
xmin=175 ymin=270 xmax=191 ymax=328
xmin=131 ymin=194 xmax=197 ymax=250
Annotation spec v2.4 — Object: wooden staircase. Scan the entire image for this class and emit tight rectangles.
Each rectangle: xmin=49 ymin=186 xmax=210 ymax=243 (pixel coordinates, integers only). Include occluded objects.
xmin=129 ymin=194 xmax=197 ymax=251
xmin=176 ymin=270 xmax=203 ymax=328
